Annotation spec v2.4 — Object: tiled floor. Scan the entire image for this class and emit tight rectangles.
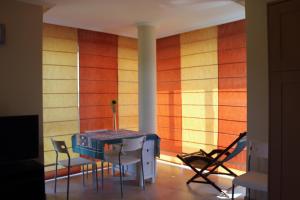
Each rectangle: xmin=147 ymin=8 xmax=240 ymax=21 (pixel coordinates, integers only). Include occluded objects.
xmin=45 ymin=160 xmax=245 ymax=200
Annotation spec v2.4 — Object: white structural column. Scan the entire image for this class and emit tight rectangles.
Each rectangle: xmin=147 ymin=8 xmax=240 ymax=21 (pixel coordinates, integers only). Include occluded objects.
xmin=137 ymin=24 xmax=157 ymax=133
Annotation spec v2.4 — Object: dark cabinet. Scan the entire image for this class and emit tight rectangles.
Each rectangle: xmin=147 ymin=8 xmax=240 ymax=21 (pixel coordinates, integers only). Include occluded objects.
xmin=0 ymin=160 xmax=45 ymax=199
xmin=268 ymin=1 xmax=300 ymax=199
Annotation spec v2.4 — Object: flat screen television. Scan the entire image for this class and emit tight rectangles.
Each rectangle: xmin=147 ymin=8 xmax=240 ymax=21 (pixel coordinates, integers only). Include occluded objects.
xmin=0 ymin=115 xmax=39 ymax=163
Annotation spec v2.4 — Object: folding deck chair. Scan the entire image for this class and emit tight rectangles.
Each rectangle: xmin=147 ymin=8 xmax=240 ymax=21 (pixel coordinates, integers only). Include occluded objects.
xmin=177 ymin=132 xmax=247 ymax=196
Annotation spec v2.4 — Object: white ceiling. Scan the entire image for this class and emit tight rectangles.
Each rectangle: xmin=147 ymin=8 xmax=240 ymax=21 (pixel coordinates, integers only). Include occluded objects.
xmin=20 ymin=0 xmax=245 ymax=38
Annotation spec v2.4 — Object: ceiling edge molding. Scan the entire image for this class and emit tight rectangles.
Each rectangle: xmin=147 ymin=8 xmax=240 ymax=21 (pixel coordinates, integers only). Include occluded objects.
xmin=17 ymin=0 xmax=55 ymax=12
xmin=136 ymin=22 xmax=158 ymax=28
xmin=233 ymin=0 xmax=245 ymax=6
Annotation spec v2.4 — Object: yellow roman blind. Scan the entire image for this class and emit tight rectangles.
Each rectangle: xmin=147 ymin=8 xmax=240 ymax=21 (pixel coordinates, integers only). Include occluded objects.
xmin=42 ymin=24 xmax=79 ymax=169
xmin=117 ymin=36 xmax=139 ymax=131
xmin=180 ymin=27 xmax=219 ymax=153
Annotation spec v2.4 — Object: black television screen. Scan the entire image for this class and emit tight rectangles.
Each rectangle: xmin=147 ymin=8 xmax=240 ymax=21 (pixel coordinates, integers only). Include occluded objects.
xmin=0 ymin=115 xmax=39 ymax=163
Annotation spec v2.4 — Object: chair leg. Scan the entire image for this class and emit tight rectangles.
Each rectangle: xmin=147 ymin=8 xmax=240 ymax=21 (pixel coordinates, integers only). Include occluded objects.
xmin=141 ymin=161 xmax=145 ymax=190
xmin=101 ymin=161 xmax=104 ymax=190
xmin=187 ymin=173 xmax=200 ymax=184
xmin=82 ymin=164 xmax=85 ymax=186
xmin=54 ymin=155 xmax=58 ymax=193
xmin=95 ymin=163 xmax=98 ymax=192
xmin=201 ymin=173 xmax=223 ymax=194
xmin=247 ymin=188 xmax=251 ymax=200
xmin=122 ymin=166 xmax=125 ymax=176
xmin=112 ymin=163 xmax=115 ymax=176
xmin=232 ymin=184 xmax=235 ymax=200
xmin=119 ymin=164 xmax=123 ymax=198
xmin=86 ymin=164 xmax=89 ymax=180
xmin=67 ymin=165 xmax=70 ymax=200
xmin=184 ymin=162 xmax=224 ymax=194
xmin=221 ymin=164 xmax=237 ymax=177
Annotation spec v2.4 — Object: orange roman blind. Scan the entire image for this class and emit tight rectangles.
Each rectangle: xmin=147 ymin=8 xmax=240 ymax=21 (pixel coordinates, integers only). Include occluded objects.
xmin=42 ymin=24 xmax=79 ymax=170
xmin=78 ymin=29 xmax=118 ymax=132
xmin=218 ymin=20 xmax=247 ymax=170
xmin=157 ymin=35 xmax=182 ymax=161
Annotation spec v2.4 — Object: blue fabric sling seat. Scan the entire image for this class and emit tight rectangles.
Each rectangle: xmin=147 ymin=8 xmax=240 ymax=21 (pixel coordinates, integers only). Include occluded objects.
xmin=177 ymin=132 xmax=247 ymax=197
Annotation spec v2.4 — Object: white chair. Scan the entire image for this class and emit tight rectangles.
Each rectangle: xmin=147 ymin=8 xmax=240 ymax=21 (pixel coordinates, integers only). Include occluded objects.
xmin=51 ymin=138 xmax=98 ymax=200
xmin=84 ymin=129 xmax=116 ymax=182
xmin=104 ymin=136 xmax=146 ymax=198
xmin=231 ymin=141 xmax=268 ymax=199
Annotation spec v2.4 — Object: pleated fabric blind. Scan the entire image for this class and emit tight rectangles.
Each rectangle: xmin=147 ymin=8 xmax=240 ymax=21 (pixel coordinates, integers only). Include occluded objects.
xmin=218 ymin=20 xmax=247 ymax=170
xmin=117 ymin=36 xmax=139 ymax=131
xmin=180 ymin=27 xmax=219 ymax=154
xmin=157 ymin=20 xmax=247 ymax=170
xmin=78 ymin=30 xmax=118 ymax=132
xmin=42 ymin=24 xmax=79 ymax=170
xmin=157 ymin=35 xmax=182 ymax=162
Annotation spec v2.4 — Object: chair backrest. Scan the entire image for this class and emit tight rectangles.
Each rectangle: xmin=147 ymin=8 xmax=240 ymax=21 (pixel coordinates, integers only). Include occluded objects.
xmin=249 ymin=140 xmax=268 ymax=159
xmin=51 ymin=138 xmax=69 ymax=154
xmin=247 ymin=140 xmax=268 ymax=171
xmin=223 ymin=133 xmax=247 ymax=162
xmin=121 ymin=136 xmax=146 ymax=153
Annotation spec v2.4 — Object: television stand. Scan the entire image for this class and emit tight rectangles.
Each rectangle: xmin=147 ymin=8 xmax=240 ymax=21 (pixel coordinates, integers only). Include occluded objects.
xmin=0 ymin=159 xmax=45 ymax=199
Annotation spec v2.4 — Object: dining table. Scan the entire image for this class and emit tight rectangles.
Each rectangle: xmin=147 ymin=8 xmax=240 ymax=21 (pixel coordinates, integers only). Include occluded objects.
xmin=71 ymin=129 xmax=160 ymax=186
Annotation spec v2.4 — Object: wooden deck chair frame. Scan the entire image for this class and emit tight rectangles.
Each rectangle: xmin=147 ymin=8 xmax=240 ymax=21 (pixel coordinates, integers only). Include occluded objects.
xmin=177 ymin=132 xmax=247 ymax=196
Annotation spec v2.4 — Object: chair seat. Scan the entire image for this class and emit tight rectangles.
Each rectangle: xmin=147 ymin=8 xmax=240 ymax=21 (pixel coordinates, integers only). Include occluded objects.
xmin=59 ymin=157 xmax=95 ymax=167
xmin=233 ymin=171 xmax=268 ymax=192
xmin=104 ymin=150 xmax=141 ymax=165
xmin=184 ymin=155 xmax=214 ymax=169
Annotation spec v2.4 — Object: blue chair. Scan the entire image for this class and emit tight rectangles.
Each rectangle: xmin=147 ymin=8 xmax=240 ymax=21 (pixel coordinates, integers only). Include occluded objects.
xmin=177 ymin=132 xmax=247 ymax=197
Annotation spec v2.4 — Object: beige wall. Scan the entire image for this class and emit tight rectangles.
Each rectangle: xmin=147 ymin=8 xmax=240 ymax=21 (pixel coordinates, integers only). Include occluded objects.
xmin=0 ymin=0 xmax=43 ymax=161
xmin=246 ymin=0 xmax=269 ymax=143
xmin=246 ymin=0 xmax=269 ymax=199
